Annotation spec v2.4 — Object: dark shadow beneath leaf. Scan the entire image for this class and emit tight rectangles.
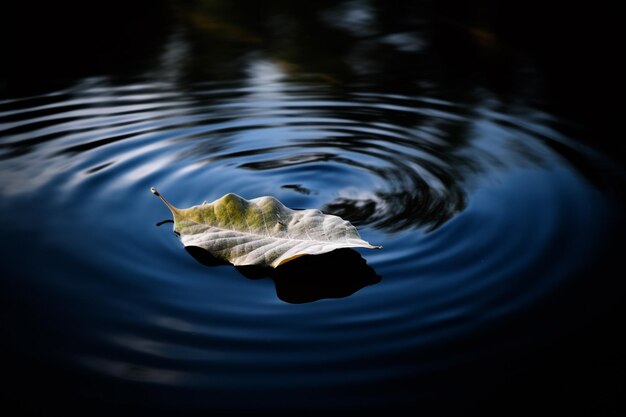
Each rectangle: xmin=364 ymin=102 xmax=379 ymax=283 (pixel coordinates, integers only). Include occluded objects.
xmin=184 ymin=247 xmax=381 ymax=304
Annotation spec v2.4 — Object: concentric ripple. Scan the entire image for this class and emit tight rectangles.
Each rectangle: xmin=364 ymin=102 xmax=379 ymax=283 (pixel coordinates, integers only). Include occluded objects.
xmin=0 ymin=77 xmax=622 ymax=413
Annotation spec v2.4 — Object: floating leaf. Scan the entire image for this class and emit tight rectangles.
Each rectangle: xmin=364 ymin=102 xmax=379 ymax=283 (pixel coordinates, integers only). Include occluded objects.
xmin=151 ymin=187 xmax=381 ymax=268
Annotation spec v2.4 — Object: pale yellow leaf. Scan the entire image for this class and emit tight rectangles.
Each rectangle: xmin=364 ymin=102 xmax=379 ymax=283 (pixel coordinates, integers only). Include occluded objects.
xmin=151 ymin=187 xmax=381 ymax=267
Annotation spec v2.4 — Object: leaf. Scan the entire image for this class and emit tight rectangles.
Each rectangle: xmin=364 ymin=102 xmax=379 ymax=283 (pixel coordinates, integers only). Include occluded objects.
xmin=151 ymin=187 xmax=381 ymax=268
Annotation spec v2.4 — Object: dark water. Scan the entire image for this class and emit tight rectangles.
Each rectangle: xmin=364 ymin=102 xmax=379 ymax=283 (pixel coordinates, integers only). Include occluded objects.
xmin=1 ymin=2 xmax=624 ymax=416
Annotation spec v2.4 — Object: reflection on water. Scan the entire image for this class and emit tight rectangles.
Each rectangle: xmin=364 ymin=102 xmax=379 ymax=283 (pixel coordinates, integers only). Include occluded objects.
xmin=186 ymin=246 xmax=380 ymax=304
xmin=0 ymin=1 xmax=624 ymax=416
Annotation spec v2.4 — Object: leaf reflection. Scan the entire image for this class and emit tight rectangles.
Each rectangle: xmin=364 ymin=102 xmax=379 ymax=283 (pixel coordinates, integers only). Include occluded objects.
xmin=185 ymin=246 xmax=380 ymax=304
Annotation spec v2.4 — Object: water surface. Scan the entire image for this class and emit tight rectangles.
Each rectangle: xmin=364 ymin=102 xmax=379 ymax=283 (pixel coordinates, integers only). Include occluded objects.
xmin=1 ymin=2 xmax=624 ymax=416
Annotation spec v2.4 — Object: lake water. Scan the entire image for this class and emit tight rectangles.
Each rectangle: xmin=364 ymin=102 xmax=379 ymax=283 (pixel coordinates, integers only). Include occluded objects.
xmin=1 ymin=2 xmax=624 ymax=416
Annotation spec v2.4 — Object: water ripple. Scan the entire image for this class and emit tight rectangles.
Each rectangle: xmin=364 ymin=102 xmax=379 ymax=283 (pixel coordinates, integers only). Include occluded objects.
xmin=0 ymin=77 xmax=622 ymax=412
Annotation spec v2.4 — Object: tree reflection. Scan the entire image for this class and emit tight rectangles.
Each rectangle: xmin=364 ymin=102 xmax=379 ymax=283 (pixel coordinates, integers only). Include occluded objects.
xmin=167 ymin=0 xmax=555 ymax=231
xmin=2 ymin=1 xmax=599 ymax=232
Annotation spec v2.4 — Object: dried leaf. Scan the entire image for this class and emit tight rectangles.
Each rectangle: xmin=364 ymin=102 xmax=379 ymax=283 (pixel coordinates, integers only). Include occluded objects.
xmin=151 ymin=187 xmax=381 ymax=267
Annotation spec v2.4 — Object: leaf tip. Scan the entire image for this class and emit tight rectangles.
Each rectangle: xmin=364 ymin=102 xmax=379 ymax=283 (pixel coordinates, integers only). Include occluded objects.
xmin=150 ymin=187 xmax=180 ymax=214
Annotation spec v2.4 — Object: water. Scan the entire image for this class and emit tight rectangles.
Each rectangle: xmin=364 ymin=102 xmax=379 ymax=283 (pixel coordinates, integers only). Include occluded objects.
xmin=1 ymin=2 xmax=624 ymax=416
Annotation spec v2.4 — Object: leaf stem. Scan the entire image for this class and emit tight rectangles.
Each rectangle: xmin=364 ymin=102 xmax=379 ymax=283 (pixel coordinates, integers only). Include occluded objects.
xmin=150 ymin=187 xmax=180 ymax=215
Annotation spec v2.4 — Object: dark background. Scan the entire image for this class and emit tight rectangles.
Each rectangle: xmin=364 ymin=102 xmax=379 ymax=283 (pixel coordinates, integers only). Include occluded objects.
xmin=2 ymin=1 xmax=622 ymax=160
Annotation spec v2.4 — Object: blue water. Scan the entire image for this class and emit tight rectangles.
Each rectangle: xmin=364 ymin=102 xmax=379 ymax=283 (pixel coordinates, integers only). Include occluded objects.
xmin=1 ymin=3 xmax=624 ymax=416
